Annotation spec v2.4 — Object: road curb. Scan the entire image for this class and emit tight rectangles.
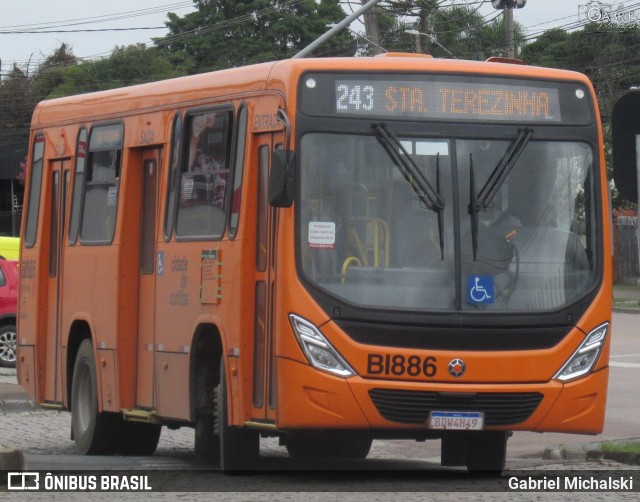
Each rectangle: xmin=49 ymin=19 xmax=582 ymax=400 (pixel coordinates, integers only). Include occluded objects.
xmin=613 ymin=307 xmax=640 ymax=314
xmin=0 ymin=445 xmax=24 ymax=471
xmin=544 ymin=437 xmax=640 ymax=465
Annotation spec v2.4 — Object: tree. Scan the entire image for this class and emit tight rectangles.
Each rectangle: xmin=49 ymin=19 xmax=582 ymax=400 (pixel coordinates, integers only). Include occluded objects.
xmin=31 ymin=43 xmax=78 ymax=100
xmin=520 ymin=23 xmax=640 ymax=208
xmin=428 ymin=6 xmax=525 ymax=59
xmin=40 ymin=45 xmax=184 ymax=98
xmin=156 ymin=0 xmax=356 ymax=72
xmin=0 ymin=64 xmax=34 ymax=145
xmin=363 ymin=1 xmax=524 ymax=60
xmin=520 ymin=24 xmax=640 ymax=121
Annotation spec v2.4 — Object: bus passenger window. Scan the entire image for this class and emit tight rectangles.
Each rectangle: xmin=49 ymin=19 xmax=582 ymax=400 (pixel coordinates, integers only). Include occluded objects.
xmin=24 ymin=134 xmax=45 ymax=248
xmin=176 ymin=109 xmax=233 ymax=239
xmin=80 ymin=123 xmax=123 ymax=244
xmin=69 ymin=128 xmax=88 ymax=245
xmin=228 ymin=105 xmax=248 ymax=240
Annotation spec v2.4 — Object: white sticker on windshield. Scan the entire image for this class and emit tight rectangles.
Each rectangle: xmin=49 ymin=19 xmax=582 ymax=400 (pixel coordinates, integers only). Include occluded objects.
xmin=308 ymin=221 xmax=336 ymax=249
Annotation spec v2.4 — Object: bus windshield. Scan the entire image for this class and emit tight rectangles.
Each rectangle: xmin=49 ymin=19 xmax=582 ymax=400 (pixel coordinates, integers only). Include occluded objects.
xmin=299 ymin=131 xmax=597 ymax=312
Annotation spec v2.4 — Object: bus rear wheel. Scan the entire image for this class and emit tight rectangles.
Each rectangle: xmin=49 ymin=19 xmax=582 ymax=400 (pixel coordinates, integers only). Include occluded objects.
xmin=71 ymin=339 xmax=121 ymax=454
xmin=216 ymin=357 xmax=259 ymax=472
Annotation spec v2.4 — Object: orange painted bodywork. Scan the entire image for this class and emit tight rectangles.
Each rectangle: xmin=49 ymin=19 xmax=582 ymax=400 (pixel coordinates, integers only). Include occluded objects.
xmin=17 ymin=55 xmax=611 ymax=438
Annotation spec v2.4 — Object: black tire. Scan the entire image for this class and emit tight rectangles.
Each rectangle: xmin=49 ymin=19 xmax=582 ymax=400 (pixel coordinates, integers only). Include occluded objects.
xmin=0 ymin=324 xmax=16 ymax=368
xmin=71 ymin=339 xmax=121 ymax=454
xmin=194 ymin=361 xmax=220 ymax=463
xmin=217 ymin=357 xmax=259 ymax=472
xmin=285 ymin=431 xmax=373 ymax=459
xmin=195 ymin=414 xmax=220 ymax=462
xmin=117 ymin=421 xmax=162 ymax=456
xmin=465 ymin=431 xmax=508 ymax=474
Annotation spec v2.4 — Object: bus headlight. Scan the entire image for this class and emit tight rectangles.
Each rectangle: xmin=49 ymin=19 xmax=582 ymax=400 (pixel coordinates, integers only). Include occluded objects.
xmin=289 ymin=314 xmax=355 ymax=378
xmin=554 ymin=323 xmax=609 ymax=382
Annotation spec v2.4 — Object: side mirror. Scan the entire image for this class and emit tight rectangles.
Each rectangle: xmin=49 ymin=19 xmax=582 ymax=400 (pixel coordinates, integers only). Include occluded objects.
xmin=269 ymin=149 xmax=296 ymax=207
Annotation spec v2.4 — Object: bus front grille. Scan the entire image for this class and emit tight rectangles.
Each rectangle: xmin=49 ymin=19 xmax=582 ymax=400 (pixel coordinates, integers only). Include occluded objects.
xmin=368 ymin=389 xmax=543 ymax=426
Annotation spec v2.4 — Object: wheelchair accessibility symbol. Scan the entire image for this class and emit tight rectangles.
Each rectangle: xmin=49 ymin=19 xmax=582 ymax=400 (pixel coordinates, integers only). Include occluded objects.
xmin=467 ymin=275 xmax=494 ymax=305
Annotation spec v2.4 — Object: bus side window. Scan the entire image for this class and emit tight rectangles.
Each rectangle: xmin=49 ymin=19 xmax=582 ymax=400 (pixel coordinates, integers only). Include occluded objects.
xmin=164 ymin=113 xmax=182 ymax=241
xmin=24 ymin=134 xmax=45 ymax=248
xmin=68 ymin=128 xmax=88 ymax=245
xmin=228 ymin=105 xmax=248 ymax=240
xmin=176 ymin=109 xmax=233 ymax=239
xmin=80 ymin=123 xmax=123 ymax=245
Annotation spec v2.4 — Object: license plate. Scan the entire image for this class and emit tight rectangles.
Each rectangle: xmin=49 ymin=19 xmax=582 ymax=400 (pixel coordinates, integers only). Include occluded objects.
xmin=428 ymin=411 xmax=484 ymax=430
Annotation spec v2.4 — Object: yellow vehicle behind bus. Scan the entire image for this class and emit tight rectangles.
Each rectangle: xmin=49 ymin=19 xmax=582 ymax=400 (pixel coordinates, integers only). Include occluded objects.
xmin=0 ymin=236 xmax=19 ymax=260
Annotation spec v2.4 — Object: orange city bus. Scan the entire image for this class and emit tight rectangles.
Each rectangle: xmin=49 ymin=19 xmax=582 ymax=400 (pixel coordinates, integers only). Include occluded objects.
xmin=18 ymin=54 xmax=612 ymax=472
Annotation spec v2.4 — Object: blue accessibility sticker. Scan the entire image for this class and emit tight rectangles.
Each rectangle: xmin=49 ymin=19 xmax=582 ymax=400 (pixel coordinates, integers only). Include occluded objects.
xmin=157 ymin=251 xmax=164 ymax=276
xmin=467 ymin=275 xmax=494 ymax=305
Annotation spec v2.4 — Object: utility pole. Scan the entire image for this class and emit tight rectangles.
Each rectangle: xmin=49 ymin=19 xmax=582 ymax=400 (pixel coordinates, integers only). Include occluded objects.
xmin=293 ymin=0 xmax=383 ymax=59
xmin=491 ymin=0 xmax=526 ymax=58
xmin=360 ymin=0 xmax=384 ymax=55
xmin=505 ymin=8 xmax=514 ymax=58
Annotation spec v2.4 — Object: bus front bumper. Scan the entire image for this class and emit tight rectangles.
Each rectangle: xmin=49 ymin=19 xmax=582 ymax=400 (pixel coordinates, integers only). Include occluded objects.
xmin=276 ymin=357 xmax=608 ymax=435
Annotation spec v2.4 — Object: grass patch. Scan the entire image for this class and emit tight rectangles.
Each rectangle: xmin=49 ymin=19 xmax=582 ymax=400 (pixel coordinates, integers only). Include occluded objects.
xmin=598 ymin=442 xmax=640 ymax=465
xmin=612 ymin=299 xmax=640 ymax=308
xmin=601 ymin=442 xmax=640 ymax=455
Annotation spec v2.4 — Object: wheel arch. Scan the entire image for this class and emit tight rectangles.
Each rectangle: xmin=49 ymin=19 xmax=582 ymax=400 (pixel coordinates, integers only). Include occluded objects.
xmin=66 ymin=320 xmax=94 ymax=409
xmin=0 ymin=314 xmax=16 ymax=327
xmin=189 ymin=322 xmax=224 ymax=423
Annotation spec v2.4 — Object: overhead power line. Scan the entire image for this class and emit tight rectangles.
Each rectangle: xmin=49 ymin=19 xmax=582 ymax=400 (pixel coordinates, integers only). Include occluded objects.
xmin=0 ymin=2 xmax=192 ymax=31
xmin=0 ymin=27 xmax=165 ymax=34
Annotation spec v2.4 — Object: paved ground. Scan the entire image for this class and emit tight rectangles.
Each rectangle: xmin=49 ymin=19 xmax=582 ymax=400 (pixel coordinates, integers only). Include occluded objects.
xmin=2 ymin=371 xmax=639 ymax=500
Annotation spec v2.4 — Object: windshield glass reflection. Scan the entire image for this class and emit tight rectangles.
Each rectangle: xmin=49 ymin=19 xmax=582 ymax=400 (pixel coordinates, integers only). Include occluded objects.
xmin=299 ymin=133 xmax=597 ymax=312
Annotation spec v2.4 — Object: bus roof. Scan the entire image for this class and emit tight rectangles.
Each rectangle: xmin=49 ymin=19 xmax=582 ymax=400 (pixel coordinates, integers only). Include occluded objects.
xmin=32 ymin=55 xmax=593 ymax=128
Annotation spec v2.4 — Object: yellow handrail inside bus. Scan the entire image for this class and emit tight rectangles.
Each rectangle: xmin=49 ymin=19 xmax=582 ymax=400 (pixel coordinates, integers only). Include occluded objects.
xmin=341 ymin=256 xmax=362 ymax=284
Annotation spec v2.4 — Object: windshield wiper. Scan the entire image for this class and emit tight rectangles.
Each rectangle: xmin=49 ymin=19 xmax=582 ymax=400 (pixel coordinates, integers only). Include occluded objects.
xmin=468 ymin=127 xmax=532 ymax=260
xmin=469 ymin=153 xmax=479 ymax=261
xmin=373 ymin=122 xmax=445 ymax=259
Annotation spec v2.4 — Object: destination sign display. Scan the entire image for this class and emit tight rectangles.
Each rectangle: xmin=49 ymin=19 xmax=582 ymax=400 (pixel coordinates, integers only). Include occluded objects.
xmin=334 ymin=80 xmax=561 ymax=122
xmin=299 ymin=73 xmax=593 ymax=125
xmin=89 ymin=124 xmax=124 ymax=150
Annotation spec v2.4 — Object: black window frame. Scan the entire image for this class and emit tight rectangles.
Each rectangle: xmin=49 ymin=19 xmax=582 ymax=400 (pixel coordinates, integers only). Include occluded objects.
xmin=228 ymin=103 xmax=248 ymax=240
xmin=68 ymin=127 xmax=88 ymax=245
xmin=164 ymin=112 xmax=182 ymax=241
xmin=24 ymin=133 xmax=45 ymax=248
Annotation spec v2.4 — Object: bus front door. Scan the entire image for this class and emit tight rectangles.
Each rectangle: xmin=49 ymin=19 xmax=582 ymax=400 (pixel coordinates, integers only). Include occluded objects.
xmin=251 ymin=133 xmax=281 ymax=423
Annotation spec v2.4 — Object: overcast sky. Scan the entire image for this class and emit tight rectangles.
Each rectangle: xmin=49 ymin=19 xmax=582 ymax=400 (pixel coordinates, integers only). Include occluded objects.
xmin=0 ymin=1 xmax=602 ymax=73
